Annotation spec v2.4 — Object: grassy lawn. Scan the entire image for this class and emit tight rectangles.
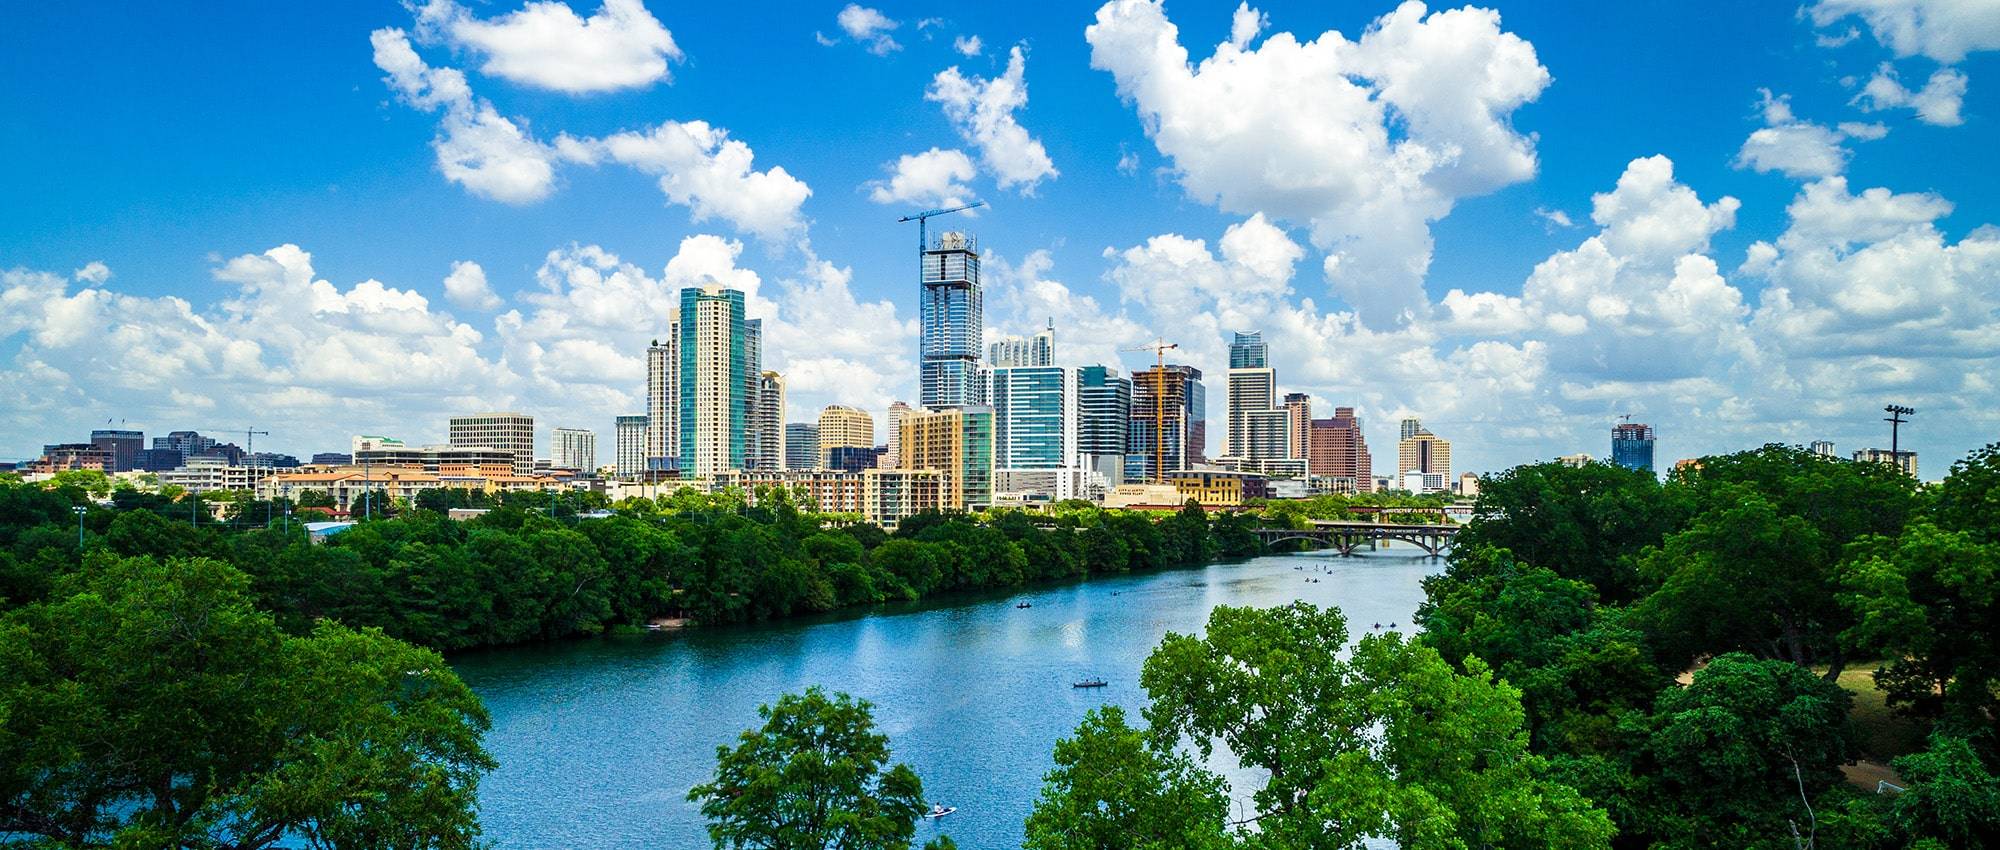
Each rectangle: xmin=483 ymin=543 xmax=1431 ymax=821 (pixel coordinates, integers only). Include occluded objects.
xmin=1836 ymin=666 xmax=1930 ymax=761
xmin=1831 ymin=664 xmax=1931 ymax=790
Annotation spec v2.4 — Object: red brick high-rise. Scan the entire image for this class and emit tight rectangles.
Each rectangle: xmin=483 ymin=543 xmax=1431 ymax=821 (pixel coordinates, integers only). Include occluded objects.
xmin=1308 ymin=406 xmax=1371 ymax=480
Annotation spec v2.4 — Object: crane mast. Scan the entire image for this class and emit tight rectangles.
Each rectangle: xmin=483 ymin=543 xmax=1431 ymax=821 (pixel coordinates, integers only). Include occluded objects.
xmin=1122 ymin=339 xmax=1180 ymax=484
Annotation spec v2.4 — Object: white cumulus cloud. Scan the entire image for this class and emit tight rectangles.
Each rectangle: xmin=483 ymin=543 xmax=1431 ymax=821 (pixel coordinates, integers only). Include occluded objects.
xmin=565 ymin=121 xmax=813 ymax=242
xmin=1085 ymin=0 xmax=1550 ymax=327
xmin=443 ymin=260 xmax=503 ymax=311
xmin=414 ymin=0 xmax=681 ymax=94
xmin=866 ymin=148 xmax=979 ymax=207
xmin=927 ymin=46 xmax=1059 ymax=194
xmin=1853 ymin=64 xmax=1969 ymax=126
xmin=1809 ymin=0 xmax=2000 ymax=64
xmin=835 ymin=4 xmax=901 ymax=55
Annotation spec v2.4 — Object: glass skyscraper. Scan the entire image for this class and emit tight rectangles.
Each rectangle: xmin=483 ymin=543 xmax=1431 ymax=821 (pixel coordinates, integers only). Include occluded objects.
xmin=1229 ymin=331 xmax=1268 ymax=368
xmin=920 ymin=230 xmax=985 ymax=408
xmin=990 ymin=365 xmax=1075 ymax=469
xmin=678 ymin=286 xmax=752 ymax=476
xmin=1611 ymin=422 xmax=1656 ymax=473
xmin=1078 ymin=365 xmax=1132 ymax=487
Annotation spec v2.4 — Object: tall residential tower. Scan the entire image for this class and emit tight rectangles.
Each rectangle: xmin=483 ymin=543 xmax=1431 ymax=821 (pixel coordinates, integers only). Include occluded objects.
xmin=920 ymin=231 xmax=984 ymax=408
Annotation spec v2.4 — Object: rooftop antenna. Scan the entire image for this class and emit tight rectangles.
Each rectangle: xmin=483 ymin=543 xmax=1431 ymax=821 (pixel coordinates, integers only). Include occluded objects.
xmin=897 ymin=202 xmax=985 ymax=253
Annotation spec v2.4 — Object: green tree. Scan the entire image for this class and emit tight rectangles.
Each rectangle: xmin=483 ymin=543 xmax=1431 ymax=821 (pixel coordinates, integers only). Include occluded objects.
xmin=0 ymin=554 xmax=492 ymax=848
xmin=1932 ymin=442 xmax=2000 ymax=544
xmin=1634 ymin=491 xmax=1853 ymax=677
xmin=1838 ymin=522 xmax=2000 ymax=735
xmin=1137 ymin=602 xmax=1613 ymax=850
xmin=1885 ymin=734 xmax=2000 ymax=848
xmin=1634 ymin=653 xmax=1854 ymax=848
xmin=1417 ymin=547 xmax=1669 ymax=754
xmin=48 ymin=469 xmax=113 ymax=499
xmin=1024 ymin=706 xmax=1231 ymax=850
xmin=1455 ymin=461 xmax=1684 ymax=602
xmin=690 ymin=687 xmax=926 ymax=850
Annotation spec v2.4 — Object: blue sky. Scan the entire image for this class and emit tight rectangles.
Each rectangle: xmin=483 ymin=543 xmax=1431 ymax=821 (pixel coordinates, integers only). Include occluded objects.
xmin=3 ymin=0 xmax=1997 ymax=477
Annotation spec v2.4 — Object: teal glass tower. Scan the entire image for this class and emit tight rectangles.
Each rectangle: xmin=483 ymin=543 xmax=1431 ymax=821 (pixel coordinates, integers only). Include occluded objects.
xmin=677 ymin=286 xmax=754 ymax=475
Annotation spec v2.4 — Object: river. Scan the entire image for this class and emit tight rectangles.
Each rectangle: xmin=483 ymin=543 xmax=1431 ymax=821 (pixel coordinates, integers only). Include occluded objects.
xmin=451 ymin=549 xmax=1441 ymax=849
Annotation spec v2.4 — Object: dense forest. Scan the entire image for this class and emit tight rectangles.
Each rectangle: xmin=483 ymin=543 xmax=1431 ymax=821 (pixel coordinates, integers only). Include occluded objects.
xmin=1011 ymin=443 xmax=2000 ymax=849
xmin=0 ymin=482 xmax=1263 ymax=653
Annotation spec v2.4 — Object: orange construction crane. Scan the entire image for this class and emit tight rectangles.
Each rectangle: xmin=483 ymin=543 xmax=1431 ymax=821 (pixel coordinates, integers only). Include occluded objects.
xmin=1122 ymin=339 xmax=1179 ymax=484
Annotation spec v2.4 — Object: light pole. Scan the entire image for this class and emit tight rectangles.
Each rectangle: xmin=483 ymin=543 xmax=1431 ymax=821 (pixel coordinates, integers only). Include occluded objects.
xmin=72 ymin=505 xmax=86 ymax=547
xmin=1884 ymin=404 xmax=1915 ymax=474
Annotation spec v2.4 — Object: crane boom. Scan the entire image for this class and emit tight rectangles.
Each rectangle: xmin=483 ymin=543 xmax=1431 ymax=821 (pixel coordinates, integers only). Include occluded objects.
xmin=897 ymin=201 xmax=986 ymax=252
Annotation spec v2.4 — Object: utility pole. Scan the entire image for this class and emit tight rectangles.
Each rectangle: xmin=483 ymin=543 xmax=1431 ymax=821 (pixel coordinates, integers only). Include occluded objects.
xmin=1884 ymin=404 xmax=1914 ymax=472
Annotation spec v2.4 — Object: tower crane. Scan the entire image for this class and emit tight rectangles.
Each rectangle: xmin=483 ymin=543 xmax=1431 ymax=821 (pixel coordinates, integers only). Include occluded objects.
xmin=201 ymin=426 xmax=271 ymax=458
xmin=1121 ymin=339 xmax=1180 ymax=484
xmin=897 ymin=201 xmax=985 ymax=253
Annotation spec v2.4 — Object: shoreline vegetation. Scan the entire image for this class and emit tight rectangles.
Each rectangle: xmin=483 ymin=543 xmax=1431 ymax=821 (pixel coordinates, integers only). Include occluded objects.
xmin=4 ymin=441 xmax=1998 ymax=848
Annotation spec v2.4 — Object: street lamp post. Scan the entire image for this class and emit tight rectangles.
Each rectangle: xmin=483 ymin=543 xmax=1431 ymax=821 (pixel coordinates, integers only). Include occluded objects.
xmin=72 ymin=505 xmax=86 ymax=547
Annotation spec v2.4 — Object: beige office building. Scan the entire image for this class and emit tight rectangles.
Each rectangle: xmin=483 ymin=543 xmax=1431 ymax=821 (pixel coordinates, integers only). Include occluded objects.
xmin=449 ymin=412 xmax=535 ymax=475
xmin=817 ymin=405 xmax=876 ymax=466
xmin=1395 ymin=419 xmax=1452 ymax=481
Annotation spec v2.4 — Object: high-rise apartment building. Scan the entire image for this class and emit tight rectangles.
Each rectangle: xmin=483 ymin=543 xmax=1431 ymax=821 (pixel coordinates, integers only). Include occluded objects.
xmin=1853 ymin=447 xmax=1918 ymax=478
xmin=614 ymin=415 xmax=647 ymax=476
xmin=1809 ymin=440 xmax=1836 ymax=457
xmin=747 ymin=371 xmax=785 ymax=471
xmin=1077 ymin=365 xmax=1132 ymax=489
xmin=678 ymin=286 xmax=754 ymax=476
xmin=1225 ymin=332 xmax=1289 ymax=463
xmin=1284 ymin=393 xmax=1311 ymax=462
xmin=1308 ymin=407 xmax=1372 ymax=480
xmin=1400 ymin=417 xmax=1423 ymax=442
xmin=883 ymin=401 xmax=912 ymax=467
xmin=449 ymin=413 xmax=535 ymax=475
xmin=1611 ymin=421 xmax=1656 ymax=473
xmin=551 ymin=427 xmax=596 ymax=473
xmin=645 ymin=323 xmax=678 ymax=472
xmin=988 ymin=322 xmax=1054 ymax=368
xmin=920 ymin=230 xmax=985 ymax=408
xmin=1396 ymin=418 xmax=1452 ymax=480
xmin=1127 ymin=364 xmax=1205 ymax=483
xmin=899 ymin=405 xmax=994 ymax=510
xmin=785 ymin=423 xmax=821 ymax=471
xmin=817 ymin=404 xmax=875 ymax=468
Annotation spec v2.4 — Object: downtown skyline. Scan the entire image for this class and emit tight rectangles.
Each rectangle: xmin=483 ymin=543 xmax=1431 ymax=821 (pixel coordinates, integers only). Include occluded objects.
xmin=5 ymin=0 xmax=2000 ymax=476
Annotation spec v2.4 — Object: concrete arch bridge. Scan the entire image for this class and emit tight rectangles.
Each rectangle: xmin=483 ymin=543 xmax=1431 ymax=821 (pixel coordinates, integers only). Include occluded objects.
xmin=1253 ymin=520 xmax=1460 ymax=558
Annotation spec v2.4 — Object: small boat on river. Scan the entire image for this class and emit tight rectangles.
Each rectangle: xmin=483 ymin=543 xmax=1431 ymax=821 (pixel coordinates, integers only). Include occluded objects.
xmin=1016 ymin=602 xmax=1032 ymax=609
xmin=1072 ymin=678 xmax=1108 ymax=688
xmin=925 ymin=804 xmax=957 ymax=819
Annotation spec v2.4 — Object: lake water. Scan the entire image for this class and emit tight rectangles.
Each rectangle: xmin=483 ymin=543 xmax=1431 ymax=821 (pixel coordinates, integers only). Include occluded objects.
xmin=452 ymin=549 xmax=1441 ymax=849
